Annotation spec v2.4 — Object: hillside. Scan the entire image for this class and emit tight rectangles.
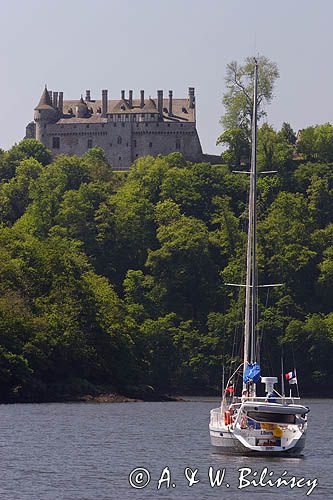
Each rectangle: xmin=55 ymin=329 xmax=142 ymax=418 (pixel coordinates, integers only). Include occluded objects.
xmin=0 ymin=137 xmax=332 ymax=402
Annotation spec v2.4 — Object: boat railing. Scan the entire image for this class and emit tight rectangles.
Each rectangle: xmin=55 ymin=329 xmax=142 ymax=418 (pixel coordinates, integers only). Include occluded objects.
xmin=224 ymin=396 xmax=300 ymax=405
xmin=210 ymin=408 xmax=223 ymax=427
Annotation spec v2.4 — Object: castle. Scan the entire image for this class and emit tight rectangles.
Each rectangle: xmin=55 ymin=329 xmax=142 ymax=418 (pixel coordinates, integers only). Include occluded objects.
xmin=26 ymin=87 xmax=204 ymax=169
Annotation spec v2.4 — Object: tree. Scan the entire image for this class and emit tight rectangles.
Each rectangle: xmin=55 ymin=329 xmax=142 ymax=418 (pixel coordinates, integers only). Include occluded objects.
xmin=314 ymin=123 xmax=333 ymax=162
xmin=216 ymin=127 xmax=250 ymax=167
xmin=296 ymin=126 xmax=316 ymax=160
xmin=0 ymin=140 xmax=51 ymax=182
xmin=257 ymin=123 xmax=293 ymax=173
xmin=278 ymin=122 xmax=297 ymax=145
xmin=221 ymin=56 xmax=279 ymax=130
xmin=297 ymin=124 xmax=333 ymax=162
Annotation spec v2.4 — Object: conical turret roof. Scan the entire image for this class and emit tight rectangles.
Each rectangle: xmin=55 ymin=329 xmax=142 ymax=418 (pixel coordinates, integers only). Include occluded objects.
xmin=76 ymin=95 xmax=89 ymax=117
xmin=35 ymin=86 xmax=54 ymax=110
xmin=77 ymin=95 xmax=88 ymax=108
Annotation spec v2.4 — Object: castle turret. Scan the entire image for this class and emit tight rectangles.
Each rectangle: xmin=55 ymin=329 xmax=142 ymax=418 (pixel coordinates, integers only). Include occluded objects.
xmin=34 ymin=86 xmax=58 ymax=145
xmin=75 ymin=96 xmax=89 ymax=118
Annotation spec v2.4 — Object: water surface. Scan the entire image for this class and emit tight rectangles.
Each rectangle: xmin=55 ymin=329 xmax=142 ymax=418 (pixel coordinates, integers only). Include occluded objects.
xmin=0 ymin=398 xmax=330 ymax=499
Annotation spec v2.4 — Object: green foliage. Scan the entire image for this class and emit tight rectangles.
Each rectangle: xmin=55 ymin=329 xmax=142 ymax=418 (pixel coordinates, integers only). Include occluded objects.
xmin=278 ymin=122 xmax=297 ymax=145
xmin=0 ymin=139 xmax=51 ymax=181
xmin=0 ymin=136 xmax=331 ymax=400
xmin=221 ymin=56 xmax=279 ymax=130
xmin=257 ymin=123 xmax=293 ymax=173
xmin=297 ymin=123 xmax=333 ymax=162
xmin=216 ymin=127 xmax=251 ymax=167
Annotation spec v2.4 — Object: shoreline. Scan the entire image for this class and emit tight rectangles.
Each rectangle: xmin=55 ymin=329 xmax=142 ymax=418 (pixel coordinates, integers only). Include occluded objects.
xmin=0 ymin=390 xmax=330 ymax=405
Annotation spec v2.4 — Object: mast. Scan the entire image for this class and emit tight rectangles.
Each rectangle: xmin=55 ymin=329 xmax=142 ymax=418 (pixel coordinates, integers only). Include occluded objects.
xmin=243 ymin=174 xmax=252 ymax=373
xmin=250 ymin=60 xmax=258 ymax=364
xmin=243 ymin=59 xmax=258 ymax=385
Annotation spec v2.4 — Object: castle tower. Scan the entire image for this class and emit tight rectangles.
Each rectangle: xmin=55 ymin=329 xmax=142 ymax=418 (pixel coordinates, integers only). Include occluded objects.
xmin=75 ymin=95 xmax=89 ymax=118
xmin=34 ymin=86 xmax=58 ymax=145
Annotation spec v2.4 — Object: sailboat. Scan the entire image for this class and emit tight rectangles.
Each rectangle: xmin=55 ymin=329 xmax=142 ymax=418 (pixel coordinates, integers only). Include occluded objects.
xmin=209 ymin=59 xmax=309 ymax=455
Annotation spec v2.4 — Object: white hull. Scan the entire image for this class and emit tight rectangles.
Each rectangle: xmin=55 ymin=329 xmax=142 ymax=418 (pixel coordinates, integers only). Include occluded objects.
xmin=209 ymin=402 xmax=308 ymax=456
xmin=209 ymin=427 xmax=306 ymax=456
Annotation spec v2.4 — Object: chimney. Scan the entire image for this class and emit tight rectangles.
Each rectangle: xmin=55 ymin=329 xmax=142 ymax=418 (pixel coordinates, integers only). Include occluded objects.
xmin=168 ymin=90 xmax=173 ymax=116
xmin=102 ymin=89 xmax=108 ymax=116
xmin=85 ymin=90 xmax=91 ymax=101
xmin=189 ymin=87 xmax=195 ymax=109
xmin=129 ymin=90 xmax=133 ymax=108
xmin=53 ymin=91 xmax=58 ymax=110
xmin=48 ymin=90 xmax=53 ymax=106
xmin=121 ymin=90 xmax=125 ymax=100
xmin=140 ymin=90 xmax=144 ymax=108
xmin=157 ymin=90 xmax=163 ymax=115
xmin=58 ymin=92 xmax=63 ymax=114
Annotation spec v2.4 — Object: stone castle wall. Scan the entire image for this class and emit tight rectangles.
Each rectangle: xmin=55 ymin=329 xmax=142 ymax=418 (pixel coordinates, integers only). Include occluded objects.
xmin=45 ymin=120 xmax=202 ymax=169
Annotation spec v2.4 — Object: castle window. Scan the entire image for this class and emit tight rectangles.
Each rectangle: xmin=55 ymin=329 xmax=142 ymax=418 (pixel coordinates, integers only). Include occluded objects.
xmin=167 ymin=123 xmax=170 ymax=127
xmin=136 ymin=154 xmax=138 ymax=157
xmin=163 ymin=107 xmax=168 ymax=113
xmin=86 ymin=124 xmax=89 ymax=128
xmin=110 ymin=143 xmax=112 ymax=147
xmin=150 ymin=114 xmax=155 ymax=118
xmin=52 ymin=137 xmax=60 ymax=149
xmin=141 ymin=114 xmax=145 ymax=119
xmin=87 ymin=139 xmax=93 ymax=149
xmin=176 ymin=138 xmax=181 ymax=149
xmin=118 ymin=156 xmax=121 ymax=160
xmin=149 ymin=142 xmax=152 ymax=148
xmin=122 ymin=123 xmax=125 ymax=127
xmin=117 ymin=136 xmax=122 ymax=144
xmin=114 ymin=123 xmax=117 ymax=127
xmin=133 ymin=140 xmax=137 ymax=147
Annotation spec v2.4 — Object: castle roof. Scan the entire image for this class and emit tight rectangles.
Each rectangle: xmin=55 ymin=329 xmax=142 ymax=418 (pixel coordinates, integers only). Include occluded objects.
xmin=112 ymin=99 xmax=132 ymax=113
xmin=142 ymin=98 xmax=158 ymax=112
xmin=35 ymin=86 xmax=54 ymax=110
xmin=61 ymin=98 xmax=194 ymax=123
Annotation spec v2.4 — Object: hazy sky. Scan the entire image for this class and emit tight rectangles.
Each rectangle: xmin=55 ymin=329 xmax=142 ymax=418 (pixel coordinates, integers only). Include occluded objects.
xmin=1 ymin=0 xmax=332 ymax=154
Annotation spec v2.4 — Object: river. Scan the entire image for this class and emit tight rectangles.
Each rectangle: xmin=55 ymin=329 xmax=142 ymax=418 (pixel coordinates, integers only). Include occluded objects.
xmin=0 ymin=398 xmax=331 ymax=499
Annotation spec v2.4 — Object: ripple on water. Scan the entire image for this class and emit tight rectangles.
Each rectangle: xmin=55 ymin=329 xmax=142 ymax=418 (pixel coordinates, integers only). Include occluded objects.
xmin=0 ymin=398 xmax=331 ymax=499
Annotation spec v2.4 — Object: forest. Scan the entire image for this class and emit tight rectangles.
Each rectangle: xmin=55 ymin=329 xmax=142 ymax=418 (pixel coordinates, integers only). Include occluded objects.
xmin=0 ymin=125 xmax=332 ymax=402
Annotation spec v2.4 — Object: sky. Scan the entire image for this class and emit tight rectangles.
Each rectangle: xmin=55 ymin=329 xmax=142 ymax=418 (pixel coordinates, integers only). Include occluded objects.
xmin=1 ymin=0 xmax=332 ymax=154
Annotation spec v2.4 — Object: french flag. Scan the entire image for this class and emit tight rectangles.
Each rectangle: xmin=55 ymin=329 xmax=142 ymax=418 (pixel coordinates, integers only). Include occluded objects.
xmin=285 ymin=370 xmax=297 ymax=385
